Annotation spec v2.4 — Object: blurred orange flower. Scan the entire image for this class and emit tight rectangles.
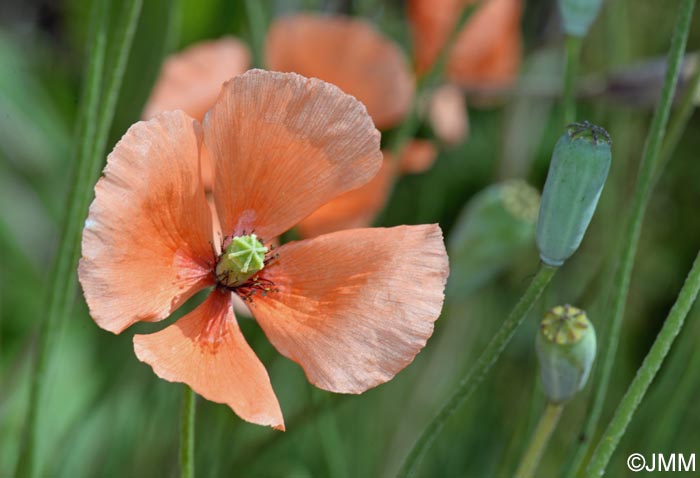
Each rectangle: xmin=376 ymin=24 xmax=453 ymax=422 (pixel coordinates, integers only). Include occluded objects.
xmin=409 ymin=0 xmax=523 ymax=91
xmin=266 ymin=14 xmax=414 ymax=130
xmin=79 ymin=70 xmax=449 ymax=430
xmin=143 ymin=37 xmax=250 ymax=122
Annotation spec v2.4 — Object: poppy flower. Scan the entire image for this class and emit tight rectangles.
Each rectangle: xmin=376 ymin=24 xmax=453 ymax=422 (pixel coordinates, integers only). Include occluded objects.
xmin=79 ymin=70 xmax=449 ymax=430
xmin=408 ymin=0 xmax=523 ymax=91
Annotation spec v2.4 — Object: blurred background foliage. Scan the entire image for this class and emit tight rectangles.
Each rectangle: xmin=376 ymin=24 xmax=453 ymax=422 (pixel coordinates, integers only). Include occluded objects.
xmin=1 ymin=0 xmax=700 ymax=476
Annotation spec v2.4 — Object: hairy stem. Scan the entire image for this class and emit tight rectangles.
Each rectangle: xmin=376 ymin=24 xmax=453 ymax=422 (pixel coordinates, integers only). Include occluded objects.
xmin=397 ymin=264 xmax=558 ymax=477
xmin=565 ymin=0 xmax=696 ymax=474
xmin=515 ymin=402 xmax=564 ymax=478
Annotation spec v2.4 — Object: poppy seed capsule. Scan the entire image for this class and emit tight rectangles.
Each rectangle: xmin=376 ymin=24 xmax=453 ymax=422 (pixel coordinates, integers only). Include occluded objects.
xmin=536 ymin=305 xmax=596 ymax=403
xmin=215 ymin=234 xmax=268 ymax=287
xmin=448 ymin=180 xmax=540 ymax=298
xmin=558 ymin=0 xmax=604 ymax=37
xmin=536 ymin=121 xmax=611 ymax=267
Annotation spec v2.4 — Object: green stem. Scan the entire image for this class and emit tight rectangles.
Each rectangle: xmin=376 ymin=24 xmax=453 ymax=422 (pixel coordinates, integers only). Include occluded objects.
xmin=656 ymin=65 xmax=700 ymax=179
xmin=16 ymin=1 xmax=143 ymax=475
xmin=397 ymin=264 xmax=558 ymax=477
xmin=180 ymin=386 xmax=196 ymax=478
xmin=562 ymin=35 xmax=582 ymax=125
xmin=585 ymin=251 xmax=700 ymax=477
xmin=565 ymin=1 xmax=696 ymax=474
xmin=244 ymin=0 xmax=267 ymax=68
xmin=515 ymin=402 xmax=564 ymax=478
xmin=14 ymin=1 xmax=109 ymax=476
xmin=647 ymin=312 xmax=700 ymax=451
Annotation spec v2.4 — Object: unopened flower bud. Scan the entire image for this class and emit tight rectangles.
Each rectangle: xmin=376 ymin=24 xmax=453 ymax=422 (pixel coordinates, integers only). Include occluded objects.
xmin=536 ymin=121 xmax=611 ymax=267
xmin=448 ymin=180 xmax=540 ymax=298
xmin=536 ymin=305 xmax=596 ymax=403
xmin=558 ymin=0 xmax=604 ymax=37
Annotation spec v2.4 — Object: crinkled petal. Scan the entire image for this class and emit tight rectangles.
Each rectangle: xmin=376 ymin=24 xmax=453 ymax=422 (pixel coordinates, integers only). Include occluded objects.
xmin=266 ymin=14 xmax=414 ymax=129
xmin=134 ymin=289 xmax=284 ymax=430
xmin=79 ymin=111 xmax=215 ymax=334
xmin=296 ymin=155 xmax=395 ymax=238
xmin=205 ymin=69 xmax=382 ymax=241
xmin=143 ymin=37 xmax=251 ymax=122
xmin=250 ymin=225 xmax=449 ymax=394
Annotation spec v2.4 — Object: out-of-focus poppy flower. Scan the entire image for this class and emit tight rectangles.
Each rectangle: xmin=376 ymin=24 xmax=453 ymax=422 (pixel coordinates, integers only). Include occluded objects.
xmin=408 ymin=0 xmax=523 ymax=91
xmin=143 ymin=37 xmax=250 ymax=121
xmin=266 ymin=14 xmax=414 ymax=130
xmin=79 ymin=70 xmax=449 ymax=430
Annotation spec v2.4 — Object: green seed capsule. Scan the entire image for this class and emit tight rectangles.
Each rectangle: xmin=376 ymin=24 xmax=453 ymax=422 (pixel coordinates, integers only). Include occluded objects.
xmin=536 ymin=121 xmax=611 ymax=267
xmin=448 ymin=180 xmax=540 ymax=299
xmin=558 ymin=0 xmax=604 ymax=37
xmin=536 ymin=305 xmax=596 ymax=403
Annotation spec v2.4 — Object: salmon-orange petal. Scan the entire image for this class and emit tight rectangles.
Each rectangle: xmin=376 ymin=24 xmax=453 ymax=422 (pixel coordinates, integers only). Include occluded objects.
xmin=134 ymin=289 xmax=285 ymax=430
xmin=205 ymin=70 xmax=382 ymax=241
xmin=409 ymin=0 xmax=523 ymax=90
xmin=266 ymin=14 xmax=415 ymax=130
xmin=78 ymin=111 xmax=214 ymax=334
xmin=428 ymin=84 xmax=469 ymax=145
xmin=448 ymin=0 xmax=523 ymax=90
xmin=398 ymin=139 xmax=439 ymax=174
xmin=251 ymin=225 xmax=449 ymax=394
xmin=296 ymin=156 xmax=395 ymax=238
xmin=142 ymin=37 xmax=251 ymax=122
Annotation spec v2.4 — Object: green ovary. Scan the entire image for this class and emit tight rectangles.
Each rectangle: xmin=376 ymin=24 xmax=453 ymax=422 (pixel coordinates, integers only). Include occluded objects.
xmin=215 ymin=234 xmax=268 ymax=287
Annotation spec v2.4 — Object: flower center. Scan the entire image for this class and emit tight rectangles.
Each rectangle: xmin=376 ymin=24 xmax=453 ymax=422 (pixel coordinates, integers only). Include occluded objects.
xmin=540 ymin=304 xmax=589 ymax=345
xmin=215 ymin=234 xmax=268 ymax=287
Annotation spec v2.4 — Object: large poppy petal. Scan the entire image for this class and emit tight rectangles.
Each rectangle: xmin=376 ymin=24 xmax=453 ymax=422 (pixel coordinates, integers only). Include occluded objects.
xmin=249 ymin=225 xmax=449 ymax=394
xmin=134 ymin=290 xmax=284 ymax=430
xmin=205 ymin=69 xmax=382 ymax=241
xmin=296 ymin=155 xmax=395 ymax=238
xmin=266 ymin=14 xmax=414 ymax=130
xmin=142 ymin=37 xmax=250 ymax=122
xmin=79 ymin=111 xmax=215 ymax=334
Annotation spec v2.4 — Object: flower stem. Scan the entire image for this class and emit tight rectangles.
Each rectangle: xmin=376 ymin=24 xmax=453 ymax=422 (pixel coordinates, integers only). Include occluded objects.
xmin=646 ymin=309 xmax=700 ymax=451
xmin=397 ymin=263 xmax=558 ymax=478
xmin=656 ymin=65 xmax=700 ymax=179
xmin=14 ymin=1 xmax=107 ymax=475
xmin=244 ymin=0 xmax=268 ymax=68
xmin=180 ymin=386 xmax=196 ymax=478
xmin=585 ymin=250 xmax=700 ymax=477
xmin=564 ymin=0 xmax=696 ymax=474
xmin=14 ymin=1 xmax=142 ymax=476
xmin=514 ymin=402 xmax=564 ymax=478
xmin=562 ymin=35 xmax=582 ymax=125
